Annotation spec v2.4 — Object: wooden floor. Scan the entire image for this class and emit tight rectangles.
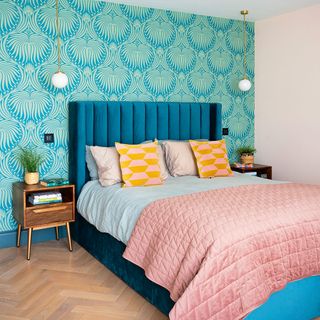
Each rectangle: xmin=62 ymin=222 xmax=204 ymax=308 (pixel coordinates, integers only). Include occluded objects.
xmin=0 ymin=240 xmax=168 ymax=320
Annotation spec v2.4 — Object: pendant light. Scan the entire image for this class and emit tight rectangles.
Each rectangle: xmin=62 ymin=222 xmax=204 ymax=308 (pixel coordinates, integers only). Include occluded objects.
xmin=52 ymin=0 xmax=68 ymax=89
xmin=238 ymin=10 xmax=251 ymax=92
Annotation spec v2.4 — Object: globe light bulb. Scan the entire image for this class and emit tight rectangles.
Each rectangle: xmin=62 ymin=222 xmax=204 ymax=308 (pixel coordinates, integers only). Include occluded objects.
xmin=238 ymin=78 xmax=252 ymax=92
xmin=52 ymin=71 xmax=68 ymax=89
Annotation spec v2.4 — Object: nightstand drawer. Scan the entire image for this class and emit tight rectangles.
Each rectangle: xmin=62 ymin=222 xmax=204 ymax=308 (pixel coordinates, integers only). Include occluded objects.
xmin=26 ymin=203 xmax=73 ymax=227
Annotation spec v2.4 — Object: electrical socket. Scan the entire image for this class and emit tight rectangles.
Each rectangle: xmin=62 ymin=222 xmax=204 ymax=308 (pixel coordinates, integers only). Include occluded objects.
xmin=222 ymin=128 xmax=229 ymax=136
xmin=44 ymin=133 xmax=54 ymax=143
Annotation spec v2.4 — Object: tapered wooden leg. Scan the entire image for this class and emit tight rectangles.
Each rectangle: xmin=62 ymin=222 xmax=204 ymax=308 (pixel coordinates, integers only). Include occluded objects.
xmin=55 ymin=227 xmax=59 ymax=240
xmin=66 ymin=222 xmax=72 ymax=252
xmin=27 ymin=228 xmax=33 ymax=260
xmin=16 ymin=224 xmax=22 ymax=247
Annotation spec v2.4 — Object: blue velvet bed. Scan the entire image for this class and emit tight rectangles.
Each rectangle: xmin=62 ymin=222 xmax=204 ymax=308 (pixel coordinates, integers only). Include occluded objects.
xmin=69 ymin=101 xmax=320 ymax=319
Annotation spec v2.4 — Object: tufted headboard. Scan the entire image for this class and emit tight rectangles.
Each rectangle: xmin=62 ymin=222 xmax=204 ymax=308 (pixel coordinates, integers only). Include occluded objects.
xmin=69 ymin=101 xmax=222 ymax=195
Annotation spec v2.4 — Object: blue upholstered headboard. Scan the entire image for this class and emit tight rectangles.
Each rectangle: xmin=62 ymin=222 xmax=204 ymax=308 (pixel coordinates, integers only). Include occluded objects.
xmin=69 ymin=101 xmax=222 ymax=195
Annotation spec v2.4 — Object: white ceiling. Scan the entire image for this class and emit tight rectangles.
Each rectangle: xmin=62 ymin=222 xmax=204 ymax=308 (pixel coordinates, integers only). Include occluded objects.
xmin=104 ymin=0 xmax=320 ymax=21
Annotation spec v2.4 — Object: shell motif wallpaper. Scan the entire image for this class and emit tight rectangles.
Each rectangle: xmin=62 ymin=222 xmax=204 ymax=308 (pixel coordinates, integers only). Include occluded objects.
xmin=0 ymin=0 xmax=254 ymax=233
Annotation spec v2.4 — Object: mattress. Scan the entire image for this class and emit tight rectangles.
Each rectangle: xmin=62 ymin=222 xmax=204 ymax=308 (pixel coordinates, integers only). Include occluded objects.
xmin=77 ymin=173 xmax=283 ymax=244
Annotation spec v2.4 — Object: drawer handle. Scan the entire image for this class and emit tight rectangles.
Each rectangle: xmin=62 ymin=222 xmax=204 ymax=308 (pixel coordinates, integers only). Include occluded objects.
xmin=33 ymin=206 xmax=67 ymax=214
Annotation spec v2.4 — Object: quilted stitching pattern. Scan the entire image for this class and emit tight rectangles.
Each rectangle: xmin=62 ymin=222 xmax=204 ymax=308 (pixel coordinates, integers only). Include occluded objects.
xmin=123 ymin=183 xmax=320 ymax=319
xmin=116 ymin=142 xmax=162 ymax=187
xmin=189 ymin=140 xmax=233 ymax=177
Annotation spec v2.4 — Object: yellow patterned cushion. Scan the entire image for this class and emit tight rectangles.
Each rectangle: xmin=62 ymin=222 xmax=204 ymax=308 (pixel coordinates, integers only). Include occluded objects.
xmin=115 ymin=141 xmax=163 ymax=187
xmin=189 ymin=140 xmax=233 ymax=178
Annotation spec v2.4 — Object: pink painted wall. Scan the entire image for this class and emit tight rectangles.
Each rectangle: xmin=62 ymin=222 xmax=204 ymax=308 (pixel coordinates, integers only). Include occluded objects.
xmin=255 ymin=5 xmax=320 ymax=184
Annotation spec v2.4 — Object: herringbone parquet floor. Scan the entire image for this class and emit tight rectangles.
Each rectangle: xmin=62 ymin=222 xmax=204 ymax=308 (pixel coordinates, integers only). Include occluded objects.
xmin=0 ymin=240 xmax=168 ymax=320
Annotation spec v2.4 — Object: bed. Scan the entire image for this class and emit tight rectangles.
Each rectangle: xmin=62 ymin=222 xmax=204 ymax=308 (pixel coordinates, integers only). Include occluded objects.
xmin=69 ymin=101 xmax=320 ymax=319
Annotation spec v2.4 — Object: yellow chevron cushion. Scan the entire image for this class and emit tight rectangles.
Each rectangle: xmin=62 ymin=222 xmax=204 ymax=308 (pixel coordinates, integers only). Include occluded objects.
xmin=115 ymin=141 xmax=163 ymax=187
xmin=189 ymin=140 xmax=233 ymax=178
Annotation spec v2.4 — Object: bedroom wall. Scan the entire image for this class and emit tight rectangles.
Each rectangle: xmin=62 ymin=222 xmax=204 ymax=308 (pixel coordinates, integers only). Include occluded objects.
xmin=0 ymin=0 xmax=254 ymax=233
xmin=255 ymin=5 xmax=320 ymax=184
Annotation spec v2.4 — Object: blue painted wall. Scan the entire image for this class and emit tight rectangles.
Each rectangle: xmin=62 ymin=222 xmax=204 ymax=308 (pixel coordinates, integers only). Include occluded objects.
xmin=0 ymin=0 xmax=254 ymax=233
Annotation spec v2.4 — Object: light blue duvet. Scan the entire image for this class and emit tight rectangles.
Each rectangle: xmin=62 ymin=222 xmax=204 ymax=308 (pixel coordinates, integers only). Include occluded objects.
xmin=77 ymin=173 xmax=282 ymax=244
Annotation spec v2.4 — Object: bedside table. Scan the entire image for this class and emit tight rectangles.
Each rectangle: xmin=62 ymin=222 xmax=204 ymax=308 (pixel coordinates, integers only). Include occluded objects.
xmin=12 ymin=183 xmax=75 ymax=260
xmin=231 ymin=164 xmax=272 ymax=180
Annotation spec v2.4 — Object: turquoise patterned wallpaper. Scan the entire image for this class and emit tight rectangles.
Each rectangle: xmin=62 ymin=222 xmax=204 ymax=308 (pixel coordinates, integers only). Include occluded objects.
xmin=0 ymin=0 xmax=254 ymax=233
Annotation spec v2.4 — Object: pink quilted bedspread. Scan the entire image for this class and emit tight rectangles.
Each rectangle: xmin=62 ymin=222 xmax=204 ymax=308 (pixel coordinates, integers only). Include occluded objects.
xmin=123 ymin=183 xmax=320 ymax=320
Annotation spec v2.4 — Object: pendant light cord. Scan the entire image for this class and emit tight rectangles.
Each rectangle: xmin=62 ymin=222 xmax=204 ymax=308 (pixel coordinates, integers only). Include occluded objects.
xmin=55 ymin=0 xmax=61 ymax=71
xmin=242 ymin=11 xmax=247 ymax=79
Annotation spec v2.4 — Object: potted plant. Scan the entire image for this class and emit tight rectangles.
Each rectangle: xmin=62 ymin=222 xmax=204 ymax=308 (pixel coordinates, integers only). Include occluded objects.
xmin=236 ymin=146 xmax=256 ymax=165
xmin=17 ymin=148 xmax=43 ymax=185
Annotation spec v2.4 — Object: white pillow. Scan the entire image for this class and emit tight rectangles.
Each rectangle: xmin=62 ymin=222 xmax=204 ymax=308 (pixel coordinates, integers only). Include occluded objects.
xmin=162 ymin=141 xmax=198 ymax=177
xmin=90 ymin=146 xmax=122 ymax=186
xmin=157 ymin=144 xmax=169 ymax=180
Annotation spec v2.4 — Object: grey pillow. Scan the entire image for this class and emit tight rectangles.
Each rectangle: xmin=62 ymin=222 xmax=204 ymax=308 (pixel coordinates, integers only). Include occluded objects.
xmin=86 ymin=146 xmax=98 ymax=180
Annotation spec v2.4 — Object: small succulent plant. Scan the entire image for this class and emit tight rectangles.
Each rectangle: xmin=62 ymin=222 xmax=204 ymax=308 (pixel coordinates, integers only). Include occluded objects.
xmin=236 ymin=146 xmax=256 ymax=156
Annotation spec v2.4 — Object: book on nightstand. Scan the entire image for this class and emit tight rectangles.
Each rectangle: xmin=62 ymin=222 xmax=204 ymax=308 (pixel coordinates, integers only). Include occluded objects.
xmin=232 ymin=163 xmax=254 ymax=169
xmin=40 ymin=178 xmax=69 ymax=187
xmin=28 ymin=191 xmax=62 ymax=205
xmin=244 ymin=172 xmax=257 ymax=176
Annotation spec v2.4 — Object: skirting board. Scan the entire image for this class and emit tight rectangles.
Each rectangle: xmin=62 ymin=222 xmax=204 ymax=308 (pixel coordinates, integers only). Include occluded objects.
xmin=0 ymin=227 xmax=66 ymax=249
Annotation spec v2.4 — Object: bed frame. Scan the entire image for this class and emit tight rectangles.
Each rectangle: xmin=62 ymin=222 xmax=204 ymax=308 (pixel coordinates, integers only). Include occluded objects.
xmin=69 ymin=101 xmax=320 ymax=319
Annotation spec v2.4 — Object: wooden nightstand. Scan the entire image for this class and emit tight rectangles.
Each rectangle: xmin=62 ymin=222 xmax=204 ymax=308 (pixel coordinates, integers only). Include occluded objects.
xmin=12 ymin=183 xmax=75 ymax=260
xmin=231 ymin=164 xmax=272 ymax=180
